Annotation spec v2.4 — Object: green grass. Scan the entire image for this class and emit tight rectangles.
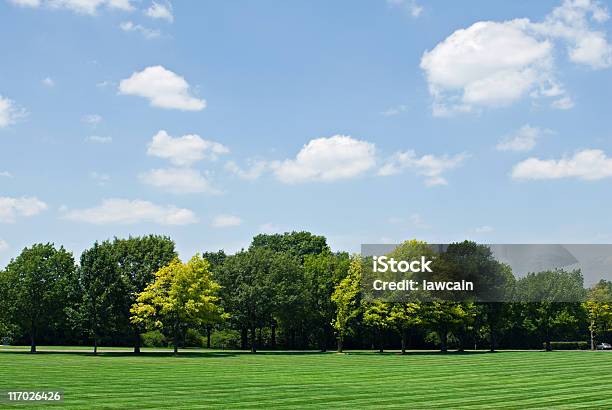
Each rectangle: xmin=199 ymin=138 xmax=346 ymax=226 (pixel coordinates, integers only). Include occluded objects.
xmin=1 ymin=349 xmax=611 ymax=409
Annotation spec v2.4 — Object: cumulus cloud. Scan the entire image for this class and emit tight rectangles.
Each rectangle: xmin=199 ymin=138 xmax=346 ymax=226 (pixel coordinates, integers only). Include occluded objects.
xmin=0 ymin=95 xmax=26 ymax=128
xmin=211 ymin=214 xmax=242 ymax=228
xmin=0 ymin=196 xmax=48 ymax=223
xmin=40 ymin=0 xmax=134 ymax=14
xmin=62 ymin=198 xmax=198 ymax=225
xmin=420 ymin=0 xmax=612 ymax=115
xmin=120 ymin=21 xmax=160 ymax=39
xmin=0 ymin=171 xmax=13 ymax=178
xmin=0 ymin=239 xmax=8 ymax=252
xmin=496 ymin=125 xmax=551 ymax=152
xmin=147 ymin=130 xmax=229 ymax=166
xmin=271 ymin=135 xmax=376 ymax=184
xmin=512 ymin=149 xmax=612 ymax=180
xmin=145 ymin=1 xmax=173 ymax=22
xmin=85 ymin=135 xmax=112 ymax=143
xmin=118 ymin=66 xmax=205 ymax=111
xmin=378 ymin=151 xmax=468 ymax=186
xmin=139 ymin=168 xmax=220 ymax=194
xmin=225 ymin=160 xmax=269 ymax=181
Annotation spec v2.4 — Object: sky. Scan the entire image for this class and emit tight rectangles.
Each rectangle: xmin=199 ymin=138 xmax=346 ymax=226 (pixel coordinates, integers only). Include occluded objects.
xmin=1 ymin=0 xmax=612 ymax=266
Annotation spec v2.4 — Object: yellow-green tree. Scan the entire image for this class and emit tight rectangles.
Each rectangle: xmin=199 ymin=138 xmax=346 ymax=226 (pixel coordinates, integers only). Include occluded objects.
xmin=130 ymin=255 xmax=225 ymax=355
xmin=583 ymin=280 xmax=612 ymax=350
xmin=331 ymin=256 xmax=362 ymax=353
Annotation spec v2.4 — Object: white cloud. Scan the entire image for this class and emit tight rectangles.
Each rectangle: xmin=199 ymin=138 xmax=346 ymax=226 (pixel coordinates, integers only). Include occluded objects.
xmin=378 ymin=150 xmax=467 ymax=186
xmin=387 ymin=0 xmax=423 ymax=18
xmin=420 ymin=0 xmax=612 ymax=114
xmin=62 ymin=198 xmax=198 ymax=225
xmin=475 ymin=225 xmax=494 ymax=233
xmin=119 ymin=66 xmax=205 ymax=111
xmin=0 ymin=239 xmax=8 ymax=252
xmin=85 ymin=135 xmax=112 ymax=143
xmin=82 ymin=113 xmax=102 ymax=125
xmin=145 ymin=1 xmax=173 ymax=22
xmin=512 ymin=149 xmax=612 ymax=180
xmin=421 ymin=19 xmax=555 ymax=115
xmin=46 ymin=0 xmax=134 ymax=14
xmin=139 ymin=168 xmax=220 ymax=194
xmin=42 ymin=77 xmax=55 ymax=87
xmin=533 ymin=0 xmax=612 ymax=69
xmin=0 ymin=196 xmax=48 ymax=223
xmin=381 ymin=104 xmax=408 ymax=117
xmin=8 ymin=0 xmax=41 ymax=7
xmin=0 ymin=95 xmax=26 ymax=128
xmin=147 ymin=130 xmax=229 ymax=166
xmin=225 ymin=160 xmax=269 ymax=181
xmin=271 ymin=135 xmax=376 ymax=184
xmin=551 ymin=96 xmax=574 ymax=109
xmin=211 ymin=214 xmax=242 ymax=228
xmin=0 ymin=171 xmax=13 ymax=178
xmin=496 ymin=125 xmax=551 ymax=152
xmin=120 ymin=21 xmax=160 ymax=39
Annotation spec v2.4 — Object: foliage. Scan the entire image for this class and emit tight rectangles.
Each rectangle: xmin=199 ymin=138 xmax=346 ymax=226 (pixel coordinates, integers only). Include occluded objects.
xmin=331 ymin=256 xmax=362 ymax=352
xmin=130 ymin=255 xmax=225 ymax=354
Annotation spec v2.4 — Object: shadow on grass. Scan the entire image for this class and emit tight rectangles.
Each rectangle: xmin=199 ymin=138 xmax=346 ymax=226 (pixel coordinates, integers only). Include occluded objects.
xmin=0 ymin=349 xmax=539 ymax=358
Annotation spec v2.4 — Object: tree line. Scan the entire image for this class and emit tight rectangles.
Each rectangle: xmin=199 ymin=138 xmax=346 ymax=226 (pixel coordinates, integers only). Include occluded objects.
xmin=0 ymin=233 xmax=610 ymax=354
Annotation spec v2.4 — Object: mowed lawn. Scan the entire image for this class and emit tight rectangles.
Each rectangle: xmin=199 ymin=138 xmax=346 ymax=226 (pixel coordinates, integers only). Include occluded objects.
xmin=1 ymin=349 xmax=611 ymax=409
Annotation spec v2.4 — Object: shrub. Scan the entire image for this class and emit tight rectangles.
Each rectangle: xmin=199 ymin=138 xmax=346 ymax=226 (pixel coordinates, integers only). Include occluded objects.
xmin=543 ymin=341 xmax=589 ymax=350
xmin=210 ymin=329 xmax=241 ymax=349
xmin=184 ymin=329 xmax=204 ymax=347
xmin=141 ymin=330 xmax=166 ymax=347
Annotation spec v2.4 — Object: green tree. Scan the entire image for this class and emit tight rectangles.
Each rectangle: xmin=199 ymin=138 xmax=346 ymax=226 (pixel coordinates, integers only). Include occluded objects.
xmin=303 ymin=251 xmax=350 ymax=351
xmin=114 ymin=235 xmax=177 ymax=353
xmin=422 ymin=301 xmax=471 ymax=352
xmin=67 ymin=241 xmax=126 ymax=354
xmin=3 ymin=243 xmax=75 ymax=353
xmin=363 ymin=300 xmax=391 ymax=352
xmin=215 ymin=248 xmax=285 ymax=352
xmin=516 ymin=269 xmax=586 ymax=351
xmin=332 ymin=256 xmax=362 ymax=353
xmin=250 ymin=231 xmax=329 ymax=261
xmin=583 ymin=280 xmax=612 ymax=350
xmin=388 ymin=302 xmax=421 ymax=354
xmin=130 ymin=255 xmax=225 ymax=355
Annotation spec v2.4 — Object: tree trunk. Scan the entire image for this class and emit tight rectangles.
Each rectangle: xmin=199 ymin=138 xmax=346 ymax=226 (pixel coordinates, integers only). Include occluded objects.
xmin=93 ymin=336 xmax=98 ymax=355
xmin=173 ymin=325 xmax=179 ymax=356
xmin=337 ymin=334 xmax=343 ymax=353
xmin=378 ymin=329 xmax=383 ymax=353
xmin=490 ymin=325 xmax=497 ymax=352
xmin=133 ymin=327 xmax=141 ymax=354
xmin=241 ymin=327 xmax=247 ymax=350
xmin=440 ymin=327 xmax=448 ymax=353
xmin=271 ymin=321 xmax=276 ymax=349
xmin=206 ymin=325 xmax=211 ymax=349
xmin=401 ymin=329 xmax=407 ymax=355
xmin=257 ymin=327 xmax=262 ymax=349
xmin=590 ymin=320 xmax=595 ymax=351
xmin=30 ymin=322 xmax=36 ymax=353
xmin=250 ymin=325 xmax=257 ymax=353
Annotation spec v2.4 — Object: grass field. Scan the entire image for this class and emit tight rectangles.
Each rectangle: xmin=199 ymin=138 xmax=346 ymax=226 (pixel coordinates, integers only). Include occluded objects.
xmin=1 ymin=349 xmax=611 ymax=409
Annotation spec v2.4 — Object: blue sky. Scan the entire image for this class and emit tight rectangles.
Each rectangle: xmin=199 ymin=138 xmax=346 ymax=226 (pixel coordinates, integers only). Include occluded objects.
xmin=1 ymin=0 xmax=612 ymax=265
